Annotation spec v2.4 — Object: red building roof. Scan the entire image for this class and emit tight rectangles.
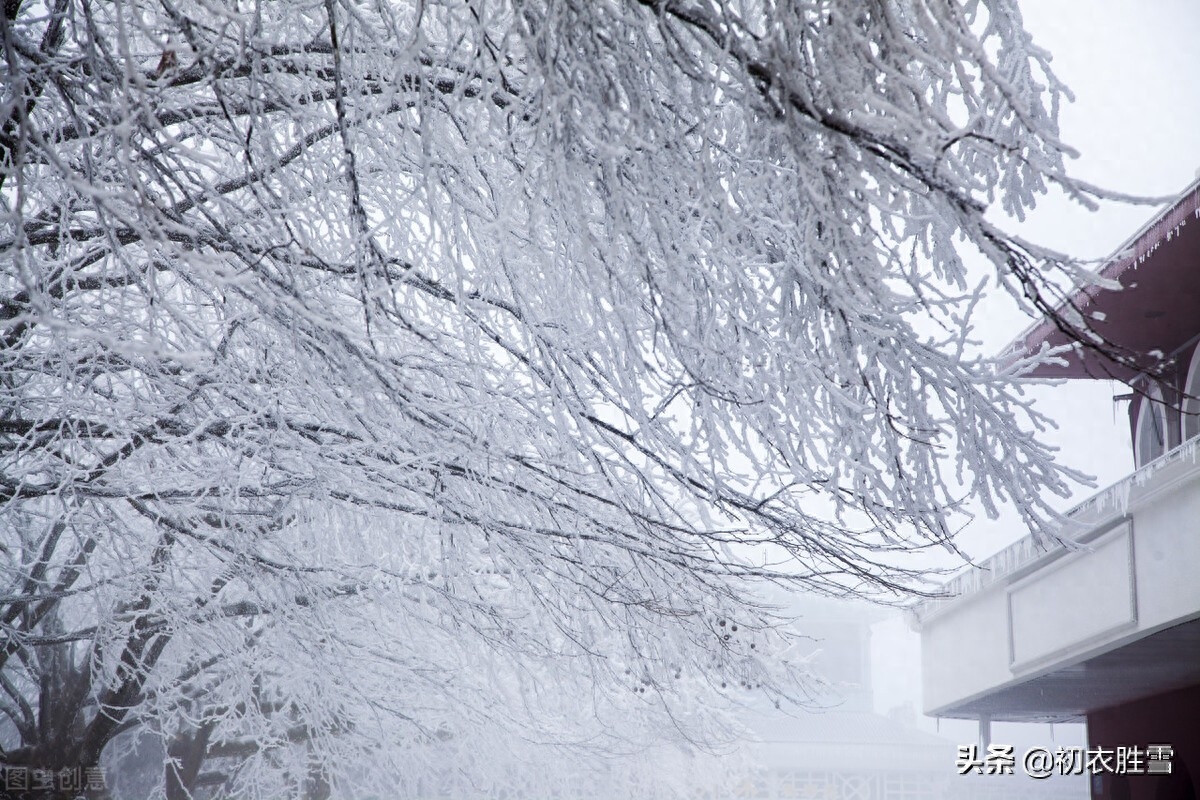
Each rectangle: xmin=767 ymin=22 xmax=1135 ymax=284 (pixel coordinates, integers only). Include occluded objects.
xmin=1008 ymin=178 xmax=1200 ymax=381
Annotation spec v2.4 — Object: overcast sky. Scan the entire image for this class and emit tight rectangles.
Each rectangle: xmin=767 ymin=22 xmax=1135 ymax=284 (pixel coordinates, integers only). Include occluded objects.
xmin=870 ymin=0 xmax=1200 ymax=733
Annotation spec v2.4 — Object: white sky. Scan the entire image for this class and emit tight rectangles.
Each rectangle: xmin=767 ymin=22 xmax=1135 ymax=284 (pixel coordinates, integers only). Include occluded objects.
xmin=870 ymin=0 xmax=1200 ymax=733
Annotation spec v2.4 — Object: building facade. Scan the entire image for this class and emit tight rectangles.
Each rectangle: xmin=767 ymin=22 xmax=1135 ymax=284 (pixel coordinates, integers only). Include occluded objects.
xmin=913 ymin=179 xmax=1200 ymax=800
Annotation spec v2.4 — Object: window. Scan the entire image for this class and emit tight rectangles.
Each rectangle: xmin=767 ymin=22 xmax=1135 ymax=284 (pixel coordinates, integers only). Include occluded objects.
xmin=1183 ymin=345 xmax=1200 ymax=442
xmin=1134 ymin=385 xmax=1168 ymax=467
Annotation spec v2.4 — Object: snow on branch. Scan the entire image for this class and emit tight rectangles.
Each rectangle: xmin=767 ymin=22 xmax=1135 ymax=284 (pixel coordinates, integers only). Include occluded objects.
xmin=0 ymin=0 xmax=1121 ymax=795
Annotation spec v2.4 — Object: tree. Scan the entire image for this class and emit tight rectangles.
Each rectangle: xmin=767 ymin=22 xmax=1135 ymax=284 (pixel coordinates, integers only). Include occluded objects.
xmin=1 ymin=0 xmax=1109 ymax=796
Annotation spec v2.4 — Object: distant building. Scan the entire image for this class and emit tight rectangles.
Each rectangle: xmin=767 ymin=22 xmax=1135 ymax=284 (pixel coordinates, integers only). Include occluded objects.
xmin=913 ymin=179 xmax=1200 ymax=800
xmin=734 ymin=596 xmax=1084 ymax=800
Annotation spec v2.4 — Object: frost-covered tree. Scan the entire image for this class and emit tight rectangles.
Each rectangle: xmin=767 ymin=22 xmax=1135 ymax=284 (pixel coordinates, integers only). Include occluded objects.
xmin=2 ymin=0 xmax=1111 ymax=796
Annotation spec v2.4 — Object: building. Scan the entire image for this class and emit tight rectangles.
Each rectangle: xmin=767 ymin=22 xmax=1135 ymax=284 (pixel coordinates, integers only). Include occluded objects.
xmin=733 ymin=596 xmax=955 ymax=800
xmin=734 ymin=596 xmax=1084 ymax=800
xmin=913 ymin=179 xmax=1200 ymax=800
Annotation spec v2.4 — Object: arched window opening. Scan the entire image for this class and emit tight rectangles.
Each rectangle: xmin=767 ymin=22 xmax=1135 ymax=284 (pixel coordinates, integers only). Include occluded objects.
xmin=1135 ymin=385 xmax=1168 ymax=468
xmin=1183 ymin=345 xmax=1200 ymax=443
